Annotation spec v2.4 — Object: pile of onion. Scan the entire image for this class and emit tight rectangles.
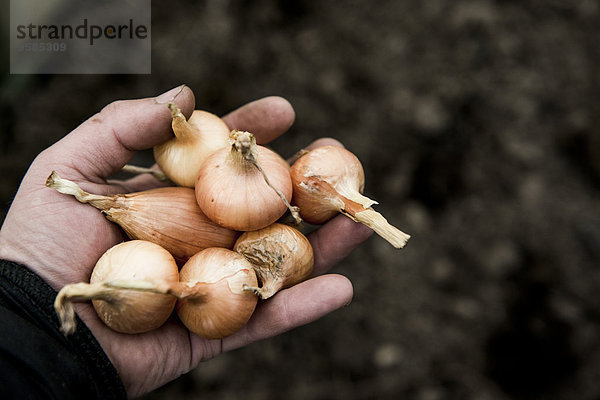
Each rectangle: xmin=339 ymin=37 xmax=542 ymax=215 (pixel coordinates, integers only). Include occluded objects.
xmin=55 ymin=242 xmax=258 ymax=339
xmin=51 ymin=101 xmax=410 ymax=339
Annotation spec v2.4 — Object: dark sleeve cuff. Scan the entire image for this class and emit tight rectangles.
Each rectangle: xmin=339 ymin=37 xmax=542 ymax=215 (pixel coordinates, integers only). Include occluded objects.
xmin=0 ymin=260 xmax=126 ymax=400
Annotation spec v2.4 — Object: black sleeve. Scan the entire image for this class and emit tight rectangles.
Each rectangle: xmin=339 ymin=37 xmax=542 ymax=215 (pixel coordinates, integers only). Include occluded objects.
xmin=0 ymin=260 xmax=126 ymax=400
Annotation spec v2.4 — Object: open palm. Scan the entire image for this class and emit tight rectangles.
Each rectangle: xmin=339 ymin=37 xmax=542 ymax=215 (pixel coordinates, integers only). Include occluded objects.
xmin=0 ymin=86 xmax=372 ymax=397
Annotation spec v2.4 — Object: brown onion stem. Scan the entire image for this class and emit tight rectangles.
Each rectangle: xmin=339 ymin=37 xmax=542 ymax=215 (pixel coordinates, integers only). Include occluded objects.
xmin=46 ymin=171 xmax=116 ymax=210
xmin=349 ymin=210 xmax=410 ymax=248
xmin=54 ymin=279 xmax=209 ymax=335
xmin=54 ymin=282 xmax=134 ymax=335
xmin=104 ymin=279 xmax=209 ymax=301
xmin=304 ymin=176 xmax=410 ymax=248
xmin=168 ymin=102 xmax=197 ymax=140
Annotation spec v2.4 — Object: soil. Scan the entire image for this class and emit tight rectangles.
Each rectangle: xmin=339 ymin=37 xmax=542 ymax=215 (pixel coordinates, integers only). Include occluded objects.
xmin=1 ymin=1 xmax=600 ymax=399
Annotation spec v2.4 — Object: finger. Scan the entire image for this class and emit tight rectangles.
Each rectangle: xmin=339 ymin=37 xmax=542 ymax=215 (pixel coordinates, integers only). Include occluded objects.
xmin=222 ymin=96 xmax=295 ymax=145
xmin=288 ymin=137 xmax=344 ymax=164
xmin=220 ymin=274 xmax=353 ymax=352
xmin=305 ymin=137 xmax=344 ymax=151
xmin=308 ymin=214 xmax=373 ymax=276
xmin=46 ymin=85 xmax=195 ymax=180
xmin=108 ymin=96 xmax=297 ymax=192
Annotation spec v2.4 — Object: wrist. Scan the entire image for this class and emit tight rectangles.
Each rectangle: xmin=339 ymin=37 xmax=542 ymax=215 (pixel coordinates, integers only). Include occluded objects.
xmin=0 ymin=259 xmax=126 ymax=399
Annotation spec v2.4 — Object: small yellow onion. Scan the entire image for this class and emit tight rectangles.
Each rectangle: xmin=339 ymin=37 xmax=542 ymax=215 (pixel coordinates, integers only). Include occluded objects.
xmin=290 ymin=145 xmax=410 ymax=248
xmin=234 ymin=223 xmax=314 ymax=299
xmin=176 ymin=247 xmax=259 ymax=339
xmin=54 ymin=240 xmax=179 ymax=335
xmin=46 ymin=171 xmax=238 ymax=263
xmin=195 ymin=130 xmax=298 ymax=231
xmin=154 ymin=104 xmax=230 ymax=187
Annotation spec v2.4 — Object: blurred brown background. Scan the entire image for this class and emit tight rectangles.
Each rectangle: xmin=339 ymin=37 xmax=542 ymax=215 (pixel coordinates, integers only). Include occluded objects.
xmin=2 ymin=1 xmax=600 ymax=399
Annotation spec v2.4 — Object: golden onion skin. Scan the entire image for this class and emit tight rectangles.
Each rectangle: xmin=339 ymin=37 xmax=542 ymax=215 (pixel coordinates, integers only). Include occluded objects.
xmin=90 ymin=240 xmax=179 ymax=334
xmin=176 ymin=248 xmax=258 ymax=339
xmin=195 ymin=146 xmax=292 ymax=231
xmin=234 ymin=223 xmax=314 ymax=299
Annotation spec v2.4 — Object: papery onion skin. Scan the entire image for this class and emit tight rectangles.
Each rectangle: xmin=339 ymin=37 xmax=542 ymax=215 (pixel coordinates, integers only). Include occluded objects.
xmin=195 ymin=144 xmax=293 ymax=231
xmin=90 ymin=240 xmax=179 ymax=334
xmin=234 ymin=223 xmax=314 ymax=299
xmin=45 ymin=171 xmax=239 ymax=264
xmin=154 ymin=109 xmax=230 ymax=187
xmin=290 ymin=145 xmax=410 ymax=248
xmin=290 ymin=145 xmax=368 ymax=224
xmin=105 ymin=187 xmax=239 ymax=263
xmin=176 ymin=248 xmax=258 ymax=339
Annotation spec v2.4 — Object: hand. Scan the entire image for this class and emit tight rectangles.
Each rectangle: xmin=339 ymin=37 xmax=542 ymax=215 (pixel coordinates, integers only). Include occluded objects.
xmin=0 ymin=86 xmax=372 ymax=397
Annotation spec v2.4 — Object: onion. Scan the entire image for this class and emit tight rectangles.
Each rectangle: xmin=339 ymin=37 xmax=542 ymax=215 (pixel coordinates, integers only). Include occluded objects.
xmin=54 ymin=240 xmax=179 ymax=335
xmin=195 ymin=130 xmax=300 ymax=231
xmin=234 ymin=223 xmax=313 ymax=299
xmin=55 ymin=245 xmax=258 ymax=339
xmin=154 ymin=104 xmax=230 ymax=187
xmin=176 ymin=248 xmax=259 ymax=339
xmin=46 ymin=171 xmax=238 ymax=263
xmin=290 ymin=145 xmax=410 ymax=248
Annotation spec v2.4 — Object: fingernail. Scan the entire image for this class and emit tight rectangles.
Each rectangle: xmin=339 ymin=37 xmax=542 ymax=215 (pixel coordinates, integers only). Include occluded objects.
xmin=155 ymin=84 xmax=186 ymax=104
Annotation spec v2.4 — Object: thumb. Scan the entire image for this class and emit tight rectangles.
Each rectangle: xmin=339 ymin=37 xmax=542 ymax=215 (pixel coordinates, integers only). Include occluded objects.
xmin=44 ymin=85 xmax=195 ymax=180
